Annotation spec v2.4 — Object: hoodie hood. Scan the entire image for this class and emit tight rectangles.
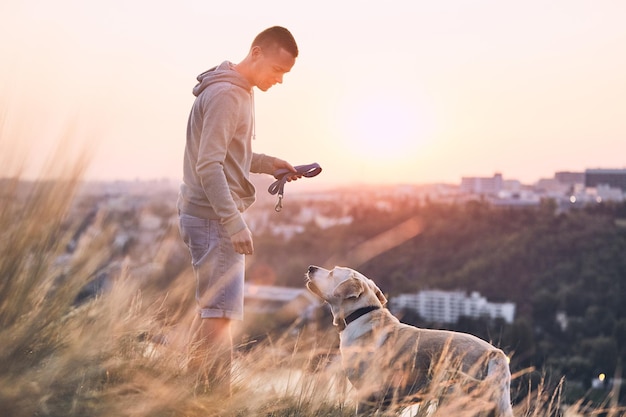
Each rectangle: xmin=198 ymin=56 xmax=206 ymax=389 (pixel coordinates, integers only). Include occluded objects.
xmin=192 ymin=61 xmax=252 ymax=97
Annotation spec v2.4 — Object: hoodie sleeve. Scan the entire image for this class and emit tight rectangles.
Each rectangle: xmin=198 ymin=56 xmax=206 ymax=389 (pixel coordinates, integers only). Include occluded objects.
xmin=251 ymin=153 xmax=277 ymax=175
xmin=195 ymin=87 xmax=248 ymax=236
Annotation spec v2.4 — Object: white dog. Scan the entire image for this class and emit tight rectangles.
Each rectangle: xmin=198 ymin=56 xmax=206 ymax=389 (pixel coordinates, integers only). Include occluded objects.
xmin=306 ymin=265 xmax=514 ymax=417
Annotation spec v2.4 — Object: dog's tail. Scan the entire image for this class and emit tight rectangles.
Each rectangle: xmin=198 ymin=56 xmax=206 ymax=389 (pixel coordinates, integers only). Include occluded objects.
xmin=486 ymin=350 xmax=514 ymax=417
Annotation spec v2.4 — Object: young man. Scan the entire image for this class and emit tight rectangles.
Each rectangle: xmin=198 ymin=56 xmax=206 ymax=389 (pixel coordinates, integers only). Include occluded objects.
xmin=177 ymin=26 xmax=300 ymax=393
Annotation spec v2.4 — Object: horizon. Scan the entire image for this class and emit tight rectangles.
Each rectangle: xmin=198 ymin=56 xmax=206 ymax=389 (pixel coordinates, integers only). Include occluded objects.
xmin=4 ymin=165 xmax=626 ymax=190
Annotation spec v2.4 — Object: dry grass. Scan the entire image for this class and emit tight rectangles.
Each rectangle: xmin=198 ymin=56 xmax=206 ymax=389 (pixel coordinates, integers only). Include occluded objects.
xmin=0 ymin=148 xmax=352 ymax=416
xmin=0 ymin=145 xmax=621 ymax=416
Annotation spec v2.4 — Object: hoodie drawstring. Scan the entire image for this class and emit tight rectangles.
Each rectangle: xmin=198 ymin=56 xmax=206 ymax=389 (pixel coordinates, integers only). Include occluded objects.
xmin=251 ymin=89 xmax=256 ymax=140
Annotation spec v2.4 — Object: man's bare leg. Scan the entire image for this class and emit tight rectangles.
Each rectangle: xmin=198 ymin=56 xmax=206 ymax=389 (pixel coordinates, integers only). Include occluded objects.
xmin=188 ymin=317 xmax=232 ymax=396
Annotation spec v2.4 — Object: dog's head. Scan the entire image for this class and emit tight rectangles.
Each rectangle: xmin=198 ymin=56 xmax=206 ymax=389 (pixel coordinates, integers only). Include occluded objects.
xmin=305 ymin=265 xmax=387 ymax=330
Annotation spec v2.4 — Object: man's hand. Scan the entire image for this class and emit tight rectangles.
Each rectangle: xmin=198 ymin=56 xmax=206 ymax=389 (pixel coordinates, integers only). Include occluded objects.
xmin=272 ymin=158 xmax=302 ymax=182
xmin=231 ymin=228 xmax=254 ymax=255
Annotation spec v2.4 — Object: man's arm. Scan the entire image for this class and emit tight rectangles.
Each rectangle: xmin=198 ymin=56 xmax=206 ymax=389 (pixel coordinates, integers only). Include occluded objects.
xmin=252 ymin=153 xmax=300 ymax=181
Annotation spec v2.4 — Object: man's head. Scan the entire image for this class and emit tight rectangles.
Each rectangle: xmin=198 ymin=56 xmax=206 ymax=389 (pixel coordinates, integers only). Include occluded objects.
xmin=252 ymin=26 xmax=299 ymax=59
xmin=238 ymin=26 xmax=298 ymax=92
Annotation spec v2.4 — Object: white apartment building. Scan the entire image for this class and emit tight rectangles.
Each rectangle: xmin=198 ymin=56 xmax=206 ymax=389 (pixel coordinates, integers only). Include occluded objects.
xmin=390 ymin=289 xmax=516 ymax=324
xmin=460 ymin=173 xmax=504 ymax=196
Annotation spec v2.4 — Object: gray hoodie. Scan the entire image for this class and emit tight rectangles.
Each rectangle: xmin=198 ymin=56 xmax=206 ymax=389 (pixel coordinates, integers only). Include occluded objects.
xmin=177 ymin=61 xmax=276 ymax=236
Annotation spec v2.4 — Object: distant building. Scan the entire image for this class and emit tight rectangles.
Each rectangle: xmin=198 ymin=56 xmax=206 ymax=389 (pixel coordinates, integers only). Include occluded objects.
xmin=535 ymin=177 xmax=570 ymax=195
xmin=555 ymin=171 xmax=585 ymax=186
xmin=585 ymin=169 xmax=626 ymax=191
xmin=390 ymin=289 xmax=515 ymax=324
xmin=536 ymin=171 xmax=583 ymax=196
xmin=588 ymin=184 xmax=625 ymax=203
xmin=460 ymin=173 xmax=503 ymax=196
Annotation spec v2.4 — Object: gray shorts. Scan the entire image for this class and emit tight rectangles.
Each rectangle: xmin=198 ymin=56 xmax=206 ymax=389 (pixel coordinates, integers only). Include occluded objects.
xmin=178 ymin=213 xmax=245 ymax=320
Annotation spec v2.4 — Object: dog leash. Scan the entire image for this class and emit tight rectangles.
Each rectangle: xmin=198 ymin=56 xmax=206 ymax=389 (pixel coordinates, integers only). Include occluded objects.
xmin=268 ymin=162 xmax=322 ymax=212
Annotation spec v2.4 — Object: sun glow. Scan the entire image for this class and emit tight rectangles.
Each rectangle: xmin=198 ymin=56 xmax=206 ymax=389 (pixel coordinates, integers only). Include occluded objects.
xmin=338 ymin=90 xmax=436 ymax=162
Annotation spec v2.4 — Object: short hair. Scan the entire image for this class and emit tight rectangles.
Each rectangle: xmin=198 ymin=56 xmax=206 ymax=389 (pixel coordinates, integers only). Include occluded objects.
xmin=252 ymin=26 xmax=299 ymax=58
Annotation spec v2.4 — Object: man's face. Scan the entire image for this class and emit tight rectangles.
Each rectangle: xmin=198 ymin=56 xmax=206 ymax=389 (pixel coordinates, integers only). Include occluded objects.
xmin=252 ymin=46 xmax=296 ymax=92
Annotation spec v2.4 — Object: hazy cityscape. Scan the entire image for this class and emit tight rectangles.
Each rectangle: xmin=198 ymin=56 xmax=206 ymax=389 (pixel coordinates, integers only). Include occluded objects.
xmin=72 ymin=166 xmax=626 ymax=273
xmin=66 ymin=166 xmax=626 ymax=321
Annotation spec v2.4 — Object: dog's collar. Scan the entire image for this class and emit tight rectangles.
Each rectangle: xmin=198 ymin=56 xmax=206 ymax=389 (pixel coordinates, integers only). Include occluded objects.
xmin=344 ymin=305 xmax=381 ymax=326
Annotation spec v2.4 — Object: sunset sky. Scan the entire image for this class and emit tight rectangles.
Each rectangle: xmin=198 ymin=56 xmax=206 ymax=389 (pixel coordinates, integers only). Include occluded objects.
xmin=1 ymin=0 xmax=625 ymax=188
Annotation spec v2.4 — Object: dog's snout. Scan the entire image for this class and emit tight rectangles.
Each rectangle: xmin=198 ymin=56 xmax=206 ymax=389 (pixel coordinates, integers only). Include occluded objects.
xmin=307 ymin=265 xmax=318 ymax=274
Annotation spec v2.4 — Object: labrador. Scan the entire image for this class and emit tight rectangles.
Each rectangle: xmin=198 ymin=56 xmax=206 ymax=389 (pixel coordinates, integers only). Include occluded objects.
xmin=305 ymin=265 xmax=514 ymax=417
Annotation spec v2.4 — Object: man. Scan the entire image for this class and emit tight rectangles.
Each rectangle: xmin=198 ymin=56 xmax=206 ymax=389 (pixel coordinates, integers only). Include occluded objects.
xmin=177 ymin=26 xmax=300 ymax=394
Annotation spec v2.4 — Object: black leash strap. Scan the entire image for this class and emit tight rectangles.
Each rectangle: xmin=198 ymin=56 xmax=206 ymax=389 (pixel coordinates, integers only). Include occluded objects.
xmin=268 ymin=163 xmax=322 ymax=212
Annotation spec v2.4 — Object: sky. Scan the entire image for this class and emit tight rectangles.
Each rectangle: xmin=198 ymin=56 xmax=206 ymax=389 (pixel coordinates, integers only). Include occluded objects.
xmin=1 ymin=0 xmax=625 ymax=188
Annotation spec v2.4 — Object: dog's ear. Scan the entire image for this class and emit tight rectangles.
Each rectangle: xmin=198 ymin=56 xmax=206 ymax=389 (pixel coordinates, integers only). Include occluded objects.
xmin=375 ymin=287 xmax=388 ymax=306
xmin=366 ymin=278 xmax=388 ymax=306
xmin=332 ymin=276 xmax=364 ymax=300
